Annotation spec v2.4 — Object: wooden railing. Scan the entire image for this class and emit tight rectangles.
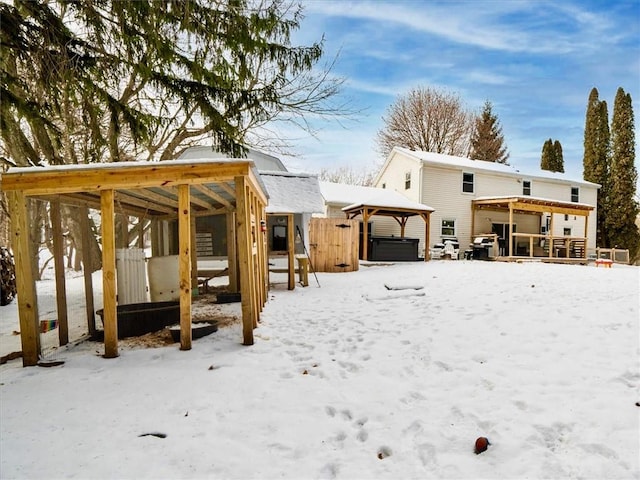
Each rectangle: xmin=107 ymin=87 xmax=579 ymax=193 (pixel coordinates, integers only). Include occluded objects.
xmin=510 ymin=233 xmax=587 ymax=259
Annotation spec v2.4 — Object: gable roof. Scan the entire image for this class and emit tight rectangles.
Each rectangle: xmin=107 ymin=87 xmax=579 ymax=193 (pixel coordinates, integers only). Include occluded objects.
xmin=385 ymin=147 xmax=600 ymax=188
xmin=179 ymin=145 xmax=287 ymax=172
xmin=261 ymin=172 xmax=324 ymax=214
xmin=319 ymin=181 xmax=434 ymax=213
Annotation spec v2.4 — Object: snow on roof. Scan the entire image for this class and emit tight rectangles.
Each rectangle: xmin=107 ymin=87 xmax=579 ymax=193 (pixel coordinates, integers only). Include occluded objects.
xmin=393 ymin=147 xmax=600 ymax=188
xmin=319 ymin=181 xmax=434 ymax=212
xmin=261 ymin=172 xmax=324 ymax=214
xmin=474 ymin=195 xmax=594 ymax=209
xmin=179 ymin=146 xmax=287 ymax=172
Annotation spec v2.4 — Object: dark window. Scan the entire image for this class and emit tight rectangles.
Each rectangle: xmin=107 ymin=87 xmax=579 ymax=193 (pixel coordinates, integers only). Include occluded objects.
xmin=381 ymin=183 xmax=386 ymax=189
xmin=564 ymin=214 xmax=569 ymax=221
xmin=571 ymin=187 xmax=579 ymax=203
xmin=441 ymin=219 xmax=456 ymax=237
xmin=405 ymin=172 xmax=411 ymax=190
xmin=523 ymin=180 xmax=531 ymax=196
xmin=462 ymin=172 xmax=474 ymax=193
xmin=564 ymin=227 xmax=572 ymax=236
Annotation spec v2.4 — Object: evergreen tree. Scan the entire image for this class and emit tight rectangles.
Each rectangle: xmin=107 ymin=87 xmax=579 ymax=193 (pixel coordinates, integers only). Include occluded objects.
xmin=607 ymin=87 xmax=640 ymax=261
xmin=552 ymin=140 xmax=565 ymax=173
xmin=582 ymin=87 xmax=610 ymax=247
xmin=470 ymin=100 xmax=509 ymax=163
xmin=540 ymin=138 xmax=555 ymax=171
xmin=0 ymin=0 xmax=342 ymax=167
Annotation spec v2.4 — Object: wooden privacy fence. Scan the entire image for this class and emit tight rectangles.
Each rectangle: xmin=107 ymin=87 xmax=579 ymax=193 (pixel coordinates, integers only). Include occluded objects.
xmin=309 ymin=218 xmax=359 ymax=272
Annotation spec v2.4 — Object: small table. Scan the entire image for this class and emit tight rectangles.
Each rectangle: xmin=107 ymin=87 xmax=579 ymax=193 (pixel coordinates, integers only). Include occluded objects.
xmin=595 ymin=258 xmax=613 ymax=268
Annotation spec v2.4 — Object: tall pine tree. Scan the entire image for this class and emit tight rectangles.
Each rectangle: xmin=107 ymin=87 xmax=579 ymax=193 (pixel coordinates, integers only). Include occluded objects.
xmin=607 ymin=87 xmax=640 ymax=261
xmin=552 ymin=140 xmax=564 ymax=173
xmin=469 ymin=100 xmax=509 ymax=163
xmin=582 ymin=87 xmax=610 ymax=247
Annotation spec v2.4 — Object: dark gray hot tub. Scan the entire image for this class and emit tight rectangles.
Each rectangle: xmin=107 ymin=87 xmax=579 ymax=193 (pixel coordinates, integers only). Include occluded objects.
xmin=96 ymin=301 xmax=180 ymax=339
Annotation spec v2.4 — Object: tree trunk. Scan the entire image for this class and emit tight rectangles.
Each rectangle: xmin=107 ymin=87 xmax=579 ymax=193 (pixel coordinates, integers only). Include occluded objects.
xmin=62 ymin=206 xmax=102 ymax=272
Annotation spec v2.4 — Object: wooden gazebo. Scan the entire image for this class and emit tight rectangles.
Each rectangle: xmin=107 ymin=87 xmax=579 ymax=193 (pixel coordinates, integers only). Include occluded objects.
xmin=2 ymin=159 xmax=269 ymax=366
xmin=342 ymin=199 xmax=434 ymax=261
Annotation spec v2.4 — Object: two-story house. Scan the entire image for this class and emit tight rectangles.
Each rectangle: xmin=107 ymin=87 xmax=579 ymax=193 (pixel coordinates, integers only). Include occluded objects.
xmin=373 ymin=147 xmax=600 ymax=260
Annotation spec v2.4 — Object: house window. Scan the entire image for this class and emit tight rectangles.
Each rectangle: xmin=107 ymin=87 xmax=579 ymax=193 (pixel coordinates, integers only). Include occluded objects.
xmin=571 ymin=187 xmax=579 ymax=203
xmin=564 ymin=227 xmax=572 ymax=236
xmin=564 ymin=214 xmax=569 ymax=221
xmin=441 ymin=219 xmax=456 ymax=238
xmin=381 ymin=183 xmax=386 ymax=189
xmin=405 ymin=172 xmax=411 ymax=190
xmin=522 ymin=180 xmax=531 ymax=196
xmin=462 ymin=172 xmax=474 ymax=193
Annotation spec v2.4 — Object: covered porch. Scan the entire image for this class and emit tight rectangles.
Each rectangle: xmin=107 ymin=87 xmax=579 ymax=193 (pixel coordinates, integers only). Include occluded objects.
xmin=471 ymin=196 xmax=595 ymax=262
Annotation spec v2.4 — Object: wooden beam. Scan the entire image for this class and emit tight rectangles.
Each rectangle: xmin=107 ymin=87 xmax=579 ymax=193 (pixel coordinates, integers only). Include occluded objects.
xmin=235 ymin=176 xmax=254 ymax=345
xmin=2 ymin=161 xmax=253 ymax=196
xmin=115 ymin=191 xmax=175 ymax=215
xmin=193 ymin=184 xmax=234 ymax=209
xmin=178 ymin=184 xmax=192 ymax=351
xmin=362 ymin=209 xmax=370 ymax=261
xmin=226 ymin=211 xmax=238 ymax=293
xmin=508 ymin=203 xmax=514 ymax=257
xmin=80 ymin=206 xmax=96 ymax=337
xmin=8 ymin=191 xmax=41 ymax=366
xmin=50 ymin=200 xmax=68 ymax=346
xmin=287 ymin=213 xmax=295 ymax=290
xmin=423 ymin=212 xmax=430 ymax=261
xmin=101 ymin=190 xmax=118 ymax=358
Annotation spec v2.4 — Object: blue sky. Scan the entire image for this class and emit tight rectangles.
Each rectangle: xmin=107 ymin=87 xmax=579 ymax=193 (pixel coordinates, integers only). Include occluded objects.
xmin=279 ymin=0 xmax=639 ymax=182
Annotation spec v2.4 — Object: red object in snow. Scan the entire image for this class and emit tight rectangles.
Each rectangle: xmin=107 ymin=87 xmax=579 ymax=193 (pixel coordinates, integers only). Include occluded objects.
xmin=474 ymin=437 xmax=490 ymax=454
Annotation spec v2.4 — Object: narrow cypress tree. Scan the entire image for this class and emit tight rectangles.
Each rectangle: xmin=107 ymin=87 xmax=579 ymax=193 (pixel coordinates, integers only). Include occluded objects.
xmin=541 ymin=139 xmax=553 ymax=171
xmin=469 ymin=101 xmax=509 ymax=163
xmin=583 ymin=88 xmax=611 ymax=247
xmin=552 ymin=140 xmax=565 ymax=173
xmin=607 ymin=87 xmax=640 ymax=261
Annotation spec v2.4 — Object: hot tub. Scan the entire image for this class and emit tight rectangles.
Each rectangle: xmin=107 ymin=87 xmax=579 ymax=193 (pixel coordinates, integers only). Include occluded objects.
xmin=96 ymin=301 xmax=180 ymax=339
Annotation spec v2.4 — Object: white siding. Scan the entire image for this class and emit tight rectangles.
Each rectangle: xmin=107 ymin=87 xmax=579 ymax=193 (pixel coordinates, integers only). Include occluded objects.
xmin=377 ymin=150 xmax=600 ymax=255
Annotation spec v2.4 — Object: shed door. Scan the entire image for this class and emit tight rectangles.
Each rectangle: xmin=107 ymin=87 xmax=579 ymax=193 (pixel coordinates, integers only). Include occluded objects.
xmin=309 ymin=218 xmax=359 ymax=272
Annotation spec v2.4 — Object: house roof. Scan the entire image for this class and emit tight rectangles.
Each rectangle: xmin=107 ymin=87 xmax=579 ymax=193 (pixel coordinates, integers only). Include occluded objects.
xmin=387 ymin=147 xmax=601 ymax=188
xmin=261 ymin=172 xmax=324 ymax=214
xmin=179 ymin=145 xmax=287 ymax=172
xmin=319 ymin=181 xmax=434 ymax=211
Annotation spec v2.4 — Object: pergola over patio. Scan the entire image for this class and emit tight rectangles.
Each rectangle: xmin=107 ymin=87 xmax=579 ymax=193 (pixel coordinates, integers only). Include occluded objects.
xmin=471 ymin=196 xmax=595 ymax=259
xmin=342 ymin=195 xmax=434 ymax=261
xmin=2 ymin=159 xmax=269 ymax=366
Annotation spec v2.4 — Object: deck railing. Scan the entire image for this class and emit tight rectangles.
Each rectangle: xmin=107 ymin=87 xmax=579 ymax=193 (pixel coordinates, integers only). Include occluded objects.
xmin=510 ymin=233 xmax=587 ymax=259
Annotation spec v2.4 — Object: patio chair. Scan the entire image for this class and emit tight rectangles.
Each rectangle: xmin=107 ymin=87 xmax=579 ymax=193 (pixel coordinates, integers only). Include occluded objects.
xmin=443 ymin=240 xmax=459 ymax=260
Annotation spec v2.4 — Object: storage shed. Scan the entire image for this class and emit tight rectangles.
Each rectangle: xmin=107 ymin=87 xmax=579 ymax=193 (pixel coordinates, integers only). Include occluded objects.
xmin=1 ymin=159 xmax=269 ymax=366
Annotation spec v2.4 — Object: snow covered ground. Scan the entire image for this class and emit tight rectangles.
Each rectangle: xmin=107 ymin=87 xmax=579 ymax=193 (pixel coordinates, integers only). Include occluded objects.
xmin=1 ymin=260 xmax=638 ymax=479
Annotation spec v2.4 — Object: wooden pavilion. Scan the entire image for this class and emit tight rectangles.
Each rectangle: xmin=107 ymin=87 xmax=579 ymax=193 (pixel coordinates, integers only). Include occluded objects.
xmin=2 ymin=159 xmax=269 ymax=367
xmin=342 ymin=200 xmax=434 ymax=261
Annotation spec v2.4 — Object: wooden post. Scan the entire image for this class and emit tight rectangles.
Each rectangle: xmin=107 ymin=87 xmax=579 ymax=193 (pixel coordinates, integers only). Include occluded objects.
xmin=529 ymin=235 xmax=534 ymax=258
xmin=178 ymin=184 xmax=192 ymax=351
xmin=190 ymin=213 xmax=198 ymax=296
xmin=235 ymin=176 xmax=255 ymax=346
xmin=8 ymin=191 xmax=41 ymax=366
xmin=101 ymin=190 xmax=118 ymax=358
xmin=80 ymin=206 xmax=96 ymax=337
xmin=226 ymin=211 xmax=238 ymax=293
xmin=287 ymin=213 xmax=295 ymax=290
xmin=50 ymin=200 xmax=68 ymax=346
xmin=584 ymin=213 xmax=589 ymax=259
xmin=549 ymin=214 xmax=554 ymax=258
xmin=362 ymin=208 xmax=370 ymax=261
xmin=508 ymin=203 xmax=513 ymax=257
xmin=424 ymin=213 xmax=430 ymax=261
xmin=470 ymin=202 xmax=476 ymax=240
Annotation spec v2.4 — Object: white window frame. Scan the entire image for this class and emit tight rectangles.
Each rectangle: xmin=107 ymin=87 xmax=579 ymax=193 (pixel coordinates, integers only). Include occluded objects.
xmin=405 ymin=172 xmax=411 ymax=190
xmin=571 ymin=186 xmax=579 ymax=203
xmin=522 ymin=180 xmax=531 ymax=196
xmin=441 ymin=219 xmax=456 ymax=238
xmin=462 ymin=172 xmax=474 ymax=193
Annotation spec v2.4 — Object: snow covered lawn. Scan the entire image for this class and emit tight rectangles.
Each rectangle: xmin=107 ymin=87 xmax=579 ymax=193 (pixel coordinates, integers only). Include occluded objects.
xmin=1 ymin=260 xmax=638 ymax=479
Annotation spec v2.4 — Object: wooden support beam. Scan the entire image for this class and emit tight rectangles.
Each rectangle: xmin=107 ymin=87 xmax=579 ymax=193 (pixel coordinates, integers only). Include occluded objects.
xmin=362 ymin=209 xmax=370 ymax=261
xmin=235 ymin=176 xmax=254 ymax=346
xmin=508 ymin=203 xmax=514 ymax=257
xmin=50 ymin=200 xmax=68 ymax=346
xmin=287 ymin=213 xmax=295 ymax=290
xmin=177 ymin=184 xmax=192 ymax=351
xmin=80 ymin=206 xmax=96 ymax=337
xmin=101 ymin=190 xmax=118 ymax=358
xmin=549 ymin=214 xmax=554 ymax=258
xmin=424 ymin=213 xmax=430 ymax=261
xmin=226 ymin=211 xmax=238 ymax=293
xmin=584 ymin=214 xmax=589 ymax=259
xmin=8 ymin=191 xmax=41 ymax=366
